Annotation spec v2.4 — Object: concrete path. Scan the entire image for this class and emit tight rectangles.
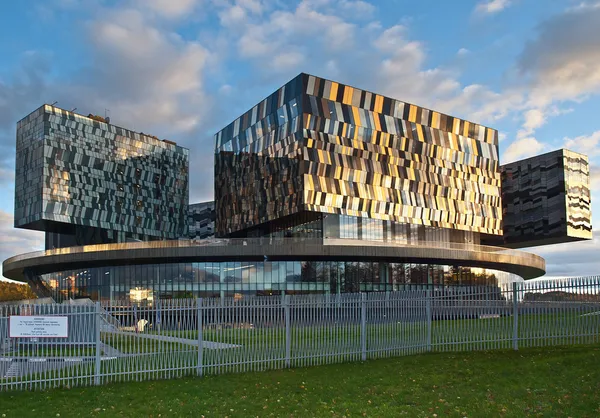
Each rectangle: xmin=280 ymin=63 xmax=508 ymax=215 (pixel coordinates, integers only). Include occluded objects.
xmin=99 ymin=342 xmax=123 ymax=357
xmin=107 ymin=330 xmax=241 ymax=349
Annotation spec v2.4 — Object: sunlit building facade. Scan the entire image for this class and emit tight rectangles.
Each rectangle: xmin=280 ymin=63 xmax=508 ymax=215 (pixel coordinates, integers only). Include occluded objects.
xmin=15 ymin=105 xmax=189 ymax=249
xmin=5 ymin=75 xmax=594 ymax=303
xmin=215 ymin=73 xmax=502 ymax=245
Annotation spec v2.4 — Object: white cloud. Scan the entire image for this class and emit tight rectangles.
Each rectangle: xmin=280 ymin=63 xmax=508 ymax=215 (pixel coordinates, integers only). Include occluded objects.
xmin=516 ymin=108 xmax=545 ymax=139
xmin=218 ymin=0 xmax=265 ymax=27
xmin=366 ymin=25 xmax=525 ymax=124
xmin=370 ymin=26 xmax=465 ymax=113
xmin=474 ymin=0 xmax=511 ymax=15
xmin=138 ymin=0 xmax=199 ymax=19
xmin=436 ymin=84 xmax=523 ymax=124
xmin=219 ymin=4 xmax=248 ymax=26
xmin=502 ymin=137 xmax=546 ymax=164
xmin=324 ymin=59 xmax=340 ymax=77
xmin=526 ymin=230 xmax=600 ymax=277
xmin=219 ymin=84 xmax=233 ymax=95
xmin=214 ymin=2 xmax=520 ymax=125
xmin=84 ymin=8 xmax=211 ymax=133
xmin=521 ymin=108 xmax=545 ymax=133
xmin=228 ymin=0 xmax=356 ymax=73
xmin=504 ymin=4 xmax=600 ymax=149
xmin=457 ymin=48 xmax=470 ymax=56
xmin=237 ymin=0 xmax=263 ymax=14
xmin=0 ymin=168 xmax=14 ymax=187
xmin=339 ymin=0 xmax=375 ymax=17
xmin=519 ymin=4 xmax=600 ymax=108
xmin=564 ymin=130 xmax=600 ymax=157
xmin=0 ymin=210 xmax=44 ymax=280
xmin=272 ymin=51 xmax=304 ymax=71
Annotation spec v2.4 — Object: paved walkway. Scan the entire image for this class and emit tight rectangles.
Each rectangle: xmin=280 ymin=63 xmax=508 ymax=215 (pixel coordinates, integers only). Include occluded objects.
xmin=99 ymin=342 xmax=123 ymax=357
xmin=108 ymin=330 xmax=241 ymax=349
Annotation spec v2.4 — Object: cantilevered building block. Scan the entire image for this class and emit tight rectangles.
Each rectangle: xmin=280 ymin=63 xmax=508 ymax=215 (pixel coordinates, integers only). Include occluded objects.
xmin=15 ymin=105 xmax=189 ymax=248
xmin=499 ymin=149 xmax=592 ymax=248
xmin=215 ymin=73 xmax=503 ymax=242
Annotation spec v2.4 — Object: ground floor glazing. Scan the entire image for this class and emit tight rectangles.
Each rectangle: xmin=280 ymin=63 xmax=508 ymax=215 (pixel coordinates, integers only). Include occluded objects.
xmin=33 ymin=260 xmax=523 ymax=303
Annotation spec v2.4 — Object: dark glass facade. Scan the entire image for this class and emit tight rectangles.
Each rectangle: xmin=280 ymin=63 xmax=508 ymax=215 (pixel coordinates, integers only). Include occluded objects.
xmin=215 ymin=73 xmax=503 ymax=240
xmin=15 ymin=105 xmax=189 ymax=248
xmin=498 ymin=149 xmax=592 ymax=248
xmin=233 ymin=211 xmax=480 ymax=244
xmin=188 ymin=201 xmax=215 ymax=240
xmin=38 ymin=261 xmax=521 ymax=303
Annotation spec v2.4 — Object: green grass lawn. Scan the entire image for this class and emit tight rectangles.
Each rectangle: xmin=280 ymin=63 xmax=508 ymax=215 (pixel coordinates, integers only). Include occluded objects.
xmin=1 ymin=345 xmax=599 ymax=417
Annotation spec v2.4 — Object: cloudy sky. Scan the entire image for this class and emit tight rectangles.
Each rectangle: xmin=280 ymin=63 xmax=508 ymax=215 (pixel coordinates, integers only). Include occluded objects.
xmin=1 ymin=0 xmax=599 ymax=280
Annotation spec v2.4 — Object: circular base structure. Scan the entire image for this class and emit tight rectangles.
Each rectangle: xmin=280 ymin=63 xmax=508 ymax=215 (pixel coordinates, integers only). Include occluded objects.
xmin=3 ymin=238 xmax=545 ymax=302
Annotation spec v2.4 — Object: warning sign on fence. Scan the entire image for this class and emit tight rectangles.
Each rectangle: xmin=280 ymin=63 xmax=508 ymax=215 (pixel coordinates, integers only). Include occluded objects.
xmin=9 ymin=316 xmax=69 ymax=338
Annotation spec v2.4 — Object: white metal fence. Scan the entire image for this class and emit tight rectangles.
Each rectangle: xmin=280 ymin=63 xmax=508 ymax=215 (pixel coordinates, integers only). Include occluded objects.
xmin=1 ymin=276 xmax=599 ymax=391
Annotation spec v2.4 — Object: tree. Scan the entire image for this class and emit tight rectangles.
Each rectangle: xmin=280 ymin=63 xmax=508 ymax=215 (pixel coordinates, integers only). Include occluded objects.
xmin=0 ymin=281 xmax=37 ymax=302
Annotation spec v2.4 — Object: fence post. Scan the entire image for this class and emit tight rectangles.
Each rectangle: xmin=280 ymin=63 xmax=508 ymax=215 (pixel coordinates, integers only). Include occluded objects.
xmin=426 ymin=289 xmax=432 ymax=352
xmin=94 ymin=302 xmax=101 ymax=386
xmin=284 ymin=295 xmax=291 ymax=367
xmin=512 ymin=282 xmax=519 ymax=351
xmin=361 ymin=293 xmax=367 ymax=361
xmin=197 ymin=298 xmax=204 ymax=377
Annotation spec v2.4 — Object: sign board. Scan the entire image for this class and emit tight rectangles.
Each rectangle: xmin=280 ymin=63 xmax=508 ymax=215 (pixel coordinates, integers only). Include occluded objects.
xmin=9 ymin=316 xmax=69 ymax=338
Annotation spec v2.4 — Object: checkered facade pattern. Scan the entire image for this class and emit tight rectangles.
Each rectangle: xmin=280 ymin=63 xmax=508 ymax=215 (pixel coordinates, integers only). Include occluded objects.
xmin=500 ymin=149 xmax=592 ymax=248
xmin=15 ymin=105 xmax=189 ymax=244
xmin=215 ymin=73 xmax=502 ymax=239
xmin=188 ymin=201 xmax=215 ymax=240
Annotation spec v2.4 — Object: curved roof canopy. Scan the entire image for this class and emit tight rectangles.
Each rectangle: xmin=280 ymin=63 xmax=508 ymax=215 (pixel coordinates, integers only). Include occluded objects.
xmin=3 ymin=238 xmax=545 ymax=281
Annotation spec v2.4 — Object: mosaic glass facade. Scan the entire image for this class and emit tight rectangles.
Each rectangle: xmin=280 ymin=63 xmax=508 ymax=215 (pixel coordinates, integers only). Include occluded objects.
xmin=36 ymin=261 xmax=521 ymax=303
xmin=188 ymin=201 xmax=215 ymax=240
xmin=215 ymin=73 xmax=502 ymax=240
xmin=15 ymin=105 xmax=189 ymax=246
xmin=498 ymin=149 xmax=592 ymax=248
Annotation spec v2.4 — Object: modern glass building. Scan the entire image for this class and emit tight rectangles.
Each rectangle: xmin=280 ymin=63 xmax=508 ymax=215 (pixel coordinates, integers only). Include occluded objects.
xmin=15 ymin=105 xmax=189 ymax=249
xmin=215 ymin=73 xmax=502 ymax=243
xmin=188 ymin=201 xmax=215 ymax=240
xmin=5 ymin=238 xmax=541 ymax=302
xmin=34 ymin=261 xmax=521 ymax=302
xmin=497 ymin=149 xmax=592 ymax=247
xmin=2 ymin=74 xmax=592 ymax=303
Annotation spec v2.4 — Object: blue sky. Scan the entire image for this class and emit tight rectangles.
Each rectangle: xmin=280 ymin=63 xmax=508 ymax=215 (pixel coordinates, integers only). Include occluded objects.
xmin=1 ymin=0 xmax=599 ymax=279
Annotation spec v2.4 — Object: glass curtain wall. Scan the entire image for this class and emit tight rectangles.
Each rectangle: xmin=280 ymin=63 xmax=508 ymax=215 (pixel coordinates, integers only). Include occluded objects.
xmin=37 ymin=261 xmax=522 ymax=303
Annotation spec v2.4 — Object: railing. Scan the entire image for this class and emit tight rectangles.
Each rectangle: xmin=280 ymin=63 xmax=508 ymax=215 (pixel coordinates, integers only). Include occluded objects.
xmin=1 ymin=276 xmax=598 ymax=391
xmin=3 ymin=237 xmax=543 ymax=266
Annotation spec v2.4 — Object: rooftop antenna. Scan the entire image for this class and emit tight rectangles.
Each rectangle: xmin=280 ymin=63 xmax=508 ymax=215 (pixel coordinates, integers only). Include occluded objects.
xmin=105 ymin=108 xmax=111 ymax=123
xmin=51 ymin=101 xmax=58 ymax=106
xmin=71 ymin=107 xmax=77 ymax=112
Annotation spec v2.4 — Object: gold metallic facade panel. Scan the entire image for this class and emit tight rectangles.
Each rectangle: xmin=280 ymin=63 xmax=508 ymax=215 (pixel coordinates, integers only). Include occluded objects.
xmin=563 ymin=149 xmax=592 ymax=240
xmin=302 ymin=97 xmax=499 ymax=161
xmin=304 ymin=75 xmax=498 ymax=145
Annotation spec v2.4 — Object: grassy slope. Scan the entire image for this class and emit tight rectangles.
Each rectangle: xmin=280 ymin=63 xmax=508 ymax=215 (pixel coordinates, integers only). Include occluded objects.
xmin=1 ymin=345 xmax=599 ymax=417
